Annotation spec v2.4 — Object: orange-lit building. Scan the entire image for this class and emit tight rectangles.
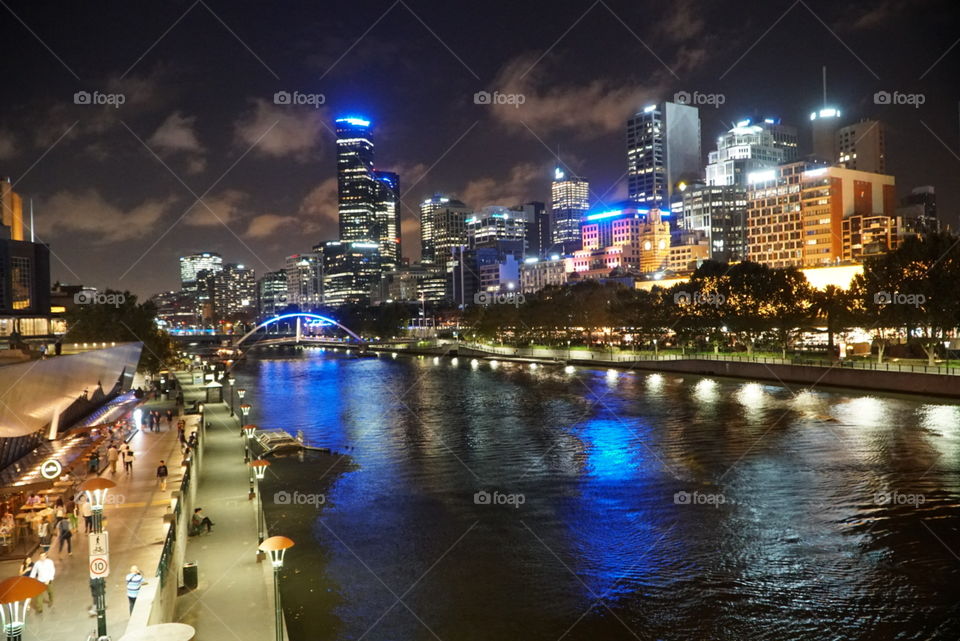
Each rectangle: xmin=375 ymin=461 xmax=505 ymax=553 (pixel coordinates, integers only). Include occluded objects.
xmin=747 ymin=162 xmax=896 ymax=268
xmin=0 ymin=177 xmax=25 ymax=241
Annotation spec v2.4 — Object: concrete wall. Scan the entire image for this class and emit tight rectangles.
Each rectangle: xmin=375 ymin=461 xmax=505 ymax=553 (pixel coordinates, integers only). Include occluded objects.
xmin=0 ymin=343 xmax=142 ymax=437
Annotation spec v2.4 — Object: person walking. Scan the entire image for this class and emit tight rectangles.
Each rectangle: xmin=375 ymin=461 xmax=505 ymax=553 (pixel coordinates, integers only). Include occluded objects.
xmin=56 ymin=516 xmax=72 ymax=555
xmin=67 ymin=497 xmax=78 ymax=532
xmin=29 ymin=552 xmax=55 ymax=612
xmin=107 ymin=444 xmax=119 ymax=474
xmin=81 ymin=497 xmax=93 ymax=533
xmin=166 ymin=409 xmax=174 ymax=428
xmin=37 ymin=519 xmax=52 ymax=553
xmin=156 ymin=460 xmax=168 ymax=491
xmin=125 ymin=565 xmax=145 ymax=612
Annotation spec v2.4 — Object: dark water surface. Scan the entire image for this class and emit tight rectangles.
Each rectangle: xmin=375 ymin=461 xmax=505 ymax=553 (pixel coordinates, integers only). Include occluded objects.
xmin=239 ymin=349 xmax=960 ymax=641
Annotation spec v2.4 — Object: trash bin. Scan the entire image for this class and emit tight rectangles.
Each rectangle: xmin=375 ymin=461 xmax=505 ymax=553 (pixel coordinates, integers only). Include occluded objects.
xmin=183 ymin=562 xmax=198 ymax=590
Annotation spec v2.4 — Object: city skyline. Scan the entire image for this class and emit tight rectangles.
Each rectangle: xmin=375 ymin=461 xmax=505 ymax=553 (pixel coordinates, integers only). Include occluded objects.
xmin=0 ymin=1 xmax=957 ymax=298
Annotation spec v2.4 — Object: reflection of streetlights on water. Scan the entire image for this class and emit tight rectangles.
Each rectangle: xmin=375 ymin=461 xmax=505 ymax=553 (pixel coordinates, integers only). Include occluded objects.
xmin=259 ymin=536 xmax=295 ymax=641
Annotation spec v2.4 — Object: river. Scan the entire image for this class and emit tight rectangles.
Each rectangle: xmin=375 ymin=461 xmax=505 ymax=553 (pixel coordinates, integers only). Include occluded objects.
xmin=236 ymin=348 xmax=960 ymax=641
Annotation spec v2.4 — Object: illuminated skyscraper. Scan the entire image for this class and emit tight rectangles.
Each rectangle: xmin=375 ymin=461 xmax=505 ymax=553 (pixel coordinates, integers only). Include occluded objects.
xmin=836 ymin=119 xmax=885 ymax=174
xmin=706 ymin=119 xmax=790 ymax=186
xmin=373 ymin=170 xmax=401 ymax=270
xmin=179 ymin=252 xmax=223 ymax=291
xmin=627 ymin=102 xmax=701 ymax=207
xmin=420 ymin=194 xmax=470 ymax=271
xmin=335 ymin=116 xmax=378 ymax=243
xmin=810 ymin=107 xmax=842 ymax=163
xmin=550 ymin=168 xmax=589 ymax=253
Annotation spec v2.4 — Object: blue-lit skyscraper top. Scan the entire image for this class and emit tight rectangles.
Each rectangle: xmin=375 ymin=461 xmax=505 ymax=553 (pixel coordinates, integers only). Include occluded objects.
xmin=336 ymin=115 xmax=377 ymax=245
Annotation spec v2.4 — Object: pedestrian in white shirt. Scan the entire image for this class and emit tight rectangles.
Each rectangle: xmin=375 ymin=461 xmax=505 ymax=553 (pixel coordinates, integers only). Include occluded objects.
xmin=81 ymin=498 xmax=93 ymax=533
xmin=29 ymin=552 xmax=55 ymax=612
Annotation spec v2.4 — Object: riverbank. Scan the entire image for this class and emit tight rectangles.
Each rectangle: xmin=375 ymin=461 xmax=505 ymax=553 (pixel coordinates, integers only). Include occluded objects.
xmin=341 ymin=342 xmax=960 ymax=400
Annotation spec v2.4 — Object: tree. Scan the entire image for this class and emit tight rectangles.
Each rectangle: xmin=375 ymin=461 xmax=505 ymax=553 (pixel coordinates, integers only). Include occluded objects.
xmin=65 ymin=290 xmax=174 ymax=373
xmin=810 ymin=285 xmax=854 ymax=355
xmin=858 ymin=232 xmax=960 ymax=365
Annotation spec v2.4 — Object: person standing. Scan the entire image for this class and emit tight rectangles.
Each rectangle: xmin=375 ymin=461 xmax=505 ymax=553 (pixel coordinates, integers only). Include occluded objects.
xmin=66 ymin=497 xmax=78 ymax=532
xmin=122 ymin=444 xmax=134 ymax=474
xmin=166 ymin=409 xmax=174 ymax=428
xmin=37 ymin=519 xmax=52 ymax=553
xmin=156 ymin=460 xmax=168 ymax=491
xmin=56 ymin=516 xmax=72 ymax=555
xmin=107 ymin=444 xmax=119 ymax=474
xmin=29 ymin=552 xmax=55 ymax=612
xmin=19 ymin=556 xmax=33 ymax=577
xmin=125 ymin=565 xmax=145 ymax=612
xmin=81 ymin=497 xmax=93 ymax=533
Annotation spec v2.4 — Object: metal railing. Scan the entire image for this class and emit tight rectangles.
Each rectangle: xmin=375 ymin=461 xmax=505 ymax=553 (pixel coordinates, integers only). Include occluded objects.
xmin=459 ymin=343 xmax=960 ymax=376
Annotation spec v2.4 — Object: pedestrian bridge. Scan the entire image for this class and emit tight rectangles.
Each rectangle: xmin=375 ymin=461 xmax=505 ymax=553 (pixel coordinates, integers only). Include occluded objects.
xmin=233 ymin=313 xmax=364 ymax=349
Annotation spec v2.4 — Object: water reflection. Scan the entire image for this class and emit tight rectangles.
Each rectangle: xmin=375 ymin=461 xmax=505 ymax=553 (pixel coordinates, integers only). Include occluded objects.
xmin=242 ymin=351 xmax=960 ymax=641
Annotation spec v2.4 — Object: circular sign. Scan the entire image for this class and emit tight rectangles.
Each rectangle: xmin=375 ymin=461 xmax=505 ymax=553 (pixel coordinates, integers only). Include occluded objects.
xmin=90 ymin=557 xmax=109 ymax=577
xmin=40 ymin=459 xmax=62 ymax=480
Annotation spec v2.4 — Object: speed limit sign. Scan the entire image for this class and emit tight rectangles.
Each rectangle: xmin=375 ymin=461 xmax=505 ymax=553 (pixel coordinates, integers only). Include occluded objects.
xmin=89 ymin=556 xmax=109 ymax=578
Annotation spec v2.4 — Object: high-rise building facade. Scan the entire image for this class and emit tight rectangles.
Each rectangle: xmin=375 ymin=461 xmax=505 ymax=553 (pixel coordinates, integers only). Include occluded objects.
xmin=510 ymin=201 xmax=548 ymax=259
xmin=627 ymin=102 xmax=701 ymax=207
xmin=420 ymin=195 xmax=470 ymax=270
xmin=705 ymin=120 xmax=788 ymax=187
xmin=0 ymin=177 xmax=25 ymax=241
xmin=211 ymin=263 xmax=256 ymax=321
xmin=467 ymin=206 xmax=527 ymax=254
xmin=316 ymin=241 xmax=381 ymax=307
xmin=897 ymin=186 xmax=938 ymax=235
xmin=836 ymin=119 xmax=886 ymax=174
xmin=179 ymin=252 xmax=223 ymax=291
xmin=257 ymin=270 xmax=288 ymax=319
xmin=810 ymin=107 xmax=842 ymax=163
xmin=747 ymin=161 xmax=897 ymax=268
xmin=285 ymin=252 xmax=323 ymax=310
xmin=550 ymin=168 xmax=589 ymax=252
xmin=373 ymin=170 xmax=401 ymax=270
xmin=336 ymin=117 xmax=378 ymax=244
xmin=680 ymin=184 xmax=749 ymax=262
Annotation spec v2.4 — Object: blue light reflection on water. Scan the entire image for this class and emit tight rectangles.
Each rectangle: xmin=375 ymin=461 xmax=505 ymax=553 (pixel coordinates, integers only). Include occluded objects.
xmin=239 ymin=349 xmax=960 ymax=641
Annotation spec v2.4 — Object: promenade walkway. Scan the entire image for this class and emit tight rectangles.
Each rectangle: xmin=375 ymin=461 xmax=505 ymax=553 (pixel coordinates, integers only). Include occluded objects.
xmin=172 ymin=373 xmax=275 ymax=641
xmin=0 ymin=397 xmax=183 ymax=641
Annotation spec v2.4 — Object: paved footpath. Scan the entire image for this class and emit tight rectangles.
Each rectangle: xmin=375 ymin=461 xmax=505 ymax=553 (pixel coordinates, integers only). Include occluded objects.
xmin=0 ymin=397 xmax=183 ymax=641
xmin=172 ymin=372 xmax=275 ymax=641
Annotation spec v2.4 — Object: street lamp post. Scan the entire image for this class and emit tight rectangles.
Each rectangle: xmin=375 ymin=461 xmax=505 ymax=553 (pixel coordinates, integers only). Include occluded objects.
xmin=258 ymin=536 xmax=294 ymax=641
xmin=227 ymin=376 xmax=236 ymax=416
xmin=79 ymin=477 xmax=117 ymax=638
xmin=198 ymin=402 xmax=205 ymax=435
xmin=0 ymin=576 xmax=47 ymax=641
xmin=242 ymin=424 xmax=256 ymax=464
xmin=248 ymin=459 xmax=271 ymax=544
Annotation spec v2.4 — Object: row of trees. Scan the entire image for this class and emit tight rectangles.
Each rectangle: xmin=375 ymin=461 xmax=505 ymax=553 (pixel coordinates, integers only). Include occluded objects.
xmin=462 ymin=233 xmax=960 ymax=365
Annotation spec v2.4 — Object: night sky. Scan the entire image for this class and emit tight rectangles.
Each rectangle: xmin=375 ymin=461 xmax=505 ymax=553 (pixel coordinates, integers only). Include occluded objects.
xmin=1 ymin=0 xmax=957 ymax=298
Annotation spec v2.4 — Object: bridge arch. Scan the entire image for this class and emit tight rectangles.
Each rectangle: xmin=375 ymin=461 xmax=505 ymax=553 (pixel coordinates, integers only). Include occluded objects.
xmin=234 ymin=313 xmax=364 ymax=347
